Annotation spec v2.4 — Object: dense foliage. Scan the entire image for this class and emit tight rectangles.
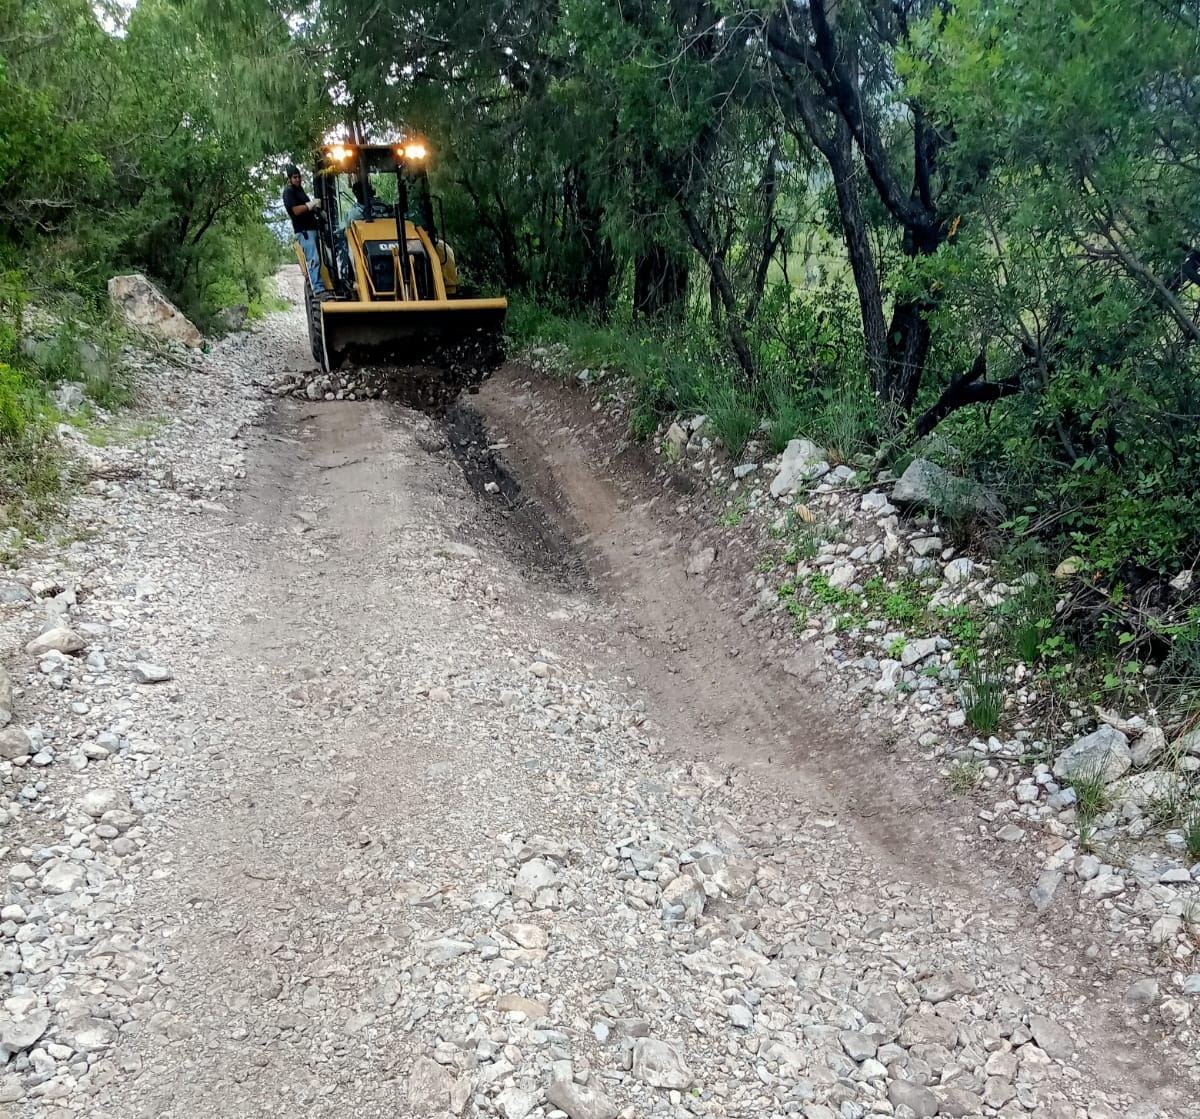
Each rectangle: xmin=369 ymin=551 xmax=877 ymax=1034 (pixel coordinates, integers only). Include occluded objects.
xmin=1 ymin=0 xmax=322 ymax=321
xmin=0 ymin=0 xmax=324 ymax=521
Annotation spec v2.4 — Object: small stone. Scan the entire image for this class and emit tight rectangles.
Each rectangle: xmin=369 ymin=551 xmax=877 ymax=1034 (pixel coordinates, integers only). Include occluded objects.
xmin=1126 ymin=979 xmax=1159 ymax=1007
xmin=25 ymin=627 xmax=86 ymax=656
xmin=1150 ymin=916 xmax=1182 ymax=944
xmin=132 ymin=661 xmax=173 ymax=683
xmin=68 ymin=1018 xmax=118 ymax=1051
xmin=1030 ymin=869 xmax=1062 ymax=912
xmin=728 ymin=1004 xmax=753 ymax=1029
xmin=41 ymin=862 xmax=85 ymax=895
xmin=943 ymin=558 xmax=975 ymax=585
xmin=0 ymin=1010 xmax=50 ymax=1055
xmin=82 ymin=788 xmax=126 ymax=818
xmin=983 ymin=1077 xmax=1016 ymax=1108
xmin=632 ymin=1038 xmax=693 ymax=1089
xmin=496 ymin=1087 xmax=537 ymax=1119
xmin=917 ymin=970 xmax=975 ymax=1004
xmin=1131 ymin=726 xmax=1166 ymax=768
xmin=1073 ymin=854 xmax=1101 ymax=880
xmin=770 ymin=438 xmax=828 ymax=497
xmin=839 ymin=1030 xmax=876 ymax=1061
xmin=424 ymin=938 xmax=473 ymax=963
xmin=887 ymin=1079 xmax=940 ymax=1117
xmin=900 ymin=637 xmax=939 ymax=667
xmin=408 ymin=1055 xmax=453 ymax=1113
xmin=0 ymin=726 xmax=33 ymax=760
xmin=1080 ymin=874 xmax=1125 ymax=899
xmin=0 ymin=580 xmax=33 ymax=604
xmin=497 ymin=995 xmax=549 ymax=1020
xmin=686 ymin=546 xmax=717 ymax=576
xmin=1052 ymin=726 xmax=1131 ymax=784
xmin=546 ymin=1079 xmax=618 ymax=1119
xmin=515 ymin=859 xmax=558 ymax=895
xmin=505 ymin=923 xmax=549 ymax=950
xmin=1028 ymin=1015 xmax=1073 ymax=1060
xmin=661 ymin=875 xmax=705 ymax=921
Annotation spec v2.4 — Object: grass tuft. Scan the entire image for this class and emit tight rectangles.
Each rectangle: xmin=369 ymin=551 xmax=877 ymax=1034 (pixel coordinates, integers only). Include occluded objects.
xmin=1069 ymin=764 xmax=1113 ymax=829
xmin=1185 ymin=809 xmax=1200 ymax=862
xmin=703 ymin=381 xmax=759 ymax=458
xmin=962 ymin=658 xmax=1005 ymax=734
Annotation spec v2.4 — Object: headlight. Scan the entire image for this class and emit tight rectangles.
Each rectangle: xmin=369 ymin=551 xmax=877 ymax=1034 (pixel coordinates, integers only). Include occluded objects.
xmin=327 ymin=143 xmax=353 ymax=164
xmin=402 ymin=141 xmax=428 ymax=162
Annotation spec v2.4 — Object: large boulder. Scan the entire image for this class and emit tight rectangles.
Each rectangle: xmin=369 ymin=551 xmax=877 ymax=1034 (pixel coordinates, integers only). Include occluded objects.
xmin=108 ymin=273 xmax=202 ymax=348
xmin=891 ymin=458 xmax=1004 ymax=521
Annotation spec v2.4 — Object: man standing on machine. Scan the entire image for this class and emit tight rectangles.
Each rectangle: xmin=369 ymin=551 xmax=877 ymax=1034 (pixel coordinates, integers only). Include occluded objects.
xmin=283 ymin=163 xmax=328 ymax=298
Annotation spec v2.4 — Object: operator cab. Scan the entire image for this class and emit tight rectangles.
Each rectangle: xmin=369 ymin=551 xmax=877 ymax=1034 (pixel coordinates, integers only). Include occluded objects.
xmin=311 ymin=141 xmax=458 ymax=301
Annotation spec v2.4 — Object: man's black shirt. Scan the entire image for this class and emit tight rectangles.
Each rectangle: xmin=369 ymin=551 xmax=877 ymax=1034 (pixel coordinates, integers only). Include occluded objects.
xmin=283 ymin=183 xmax=318 ymax=233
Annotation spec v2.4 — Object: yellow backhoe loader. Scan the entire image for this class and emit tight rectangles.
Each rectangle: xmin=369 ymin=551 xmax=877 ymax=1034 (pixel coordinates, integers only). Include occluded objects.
xmin=293 ymin=139 xmax=507 ymax=384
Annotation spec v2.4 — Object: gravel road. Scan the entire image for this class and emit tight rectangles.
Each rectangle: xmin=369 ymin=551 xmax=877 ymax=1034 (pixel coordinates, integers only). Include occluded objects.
xmin=0 ymin=275 xmax=1189 ymax=1118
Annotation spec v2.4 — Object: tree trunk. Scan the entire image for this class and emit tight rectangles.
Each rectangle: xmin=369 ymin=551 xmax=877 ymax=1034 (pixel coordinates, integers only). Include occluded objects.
xmin=826 ymin=121 xmax=889 ymax=402
xmin=679 ymin=204 xmax=756 ymax=379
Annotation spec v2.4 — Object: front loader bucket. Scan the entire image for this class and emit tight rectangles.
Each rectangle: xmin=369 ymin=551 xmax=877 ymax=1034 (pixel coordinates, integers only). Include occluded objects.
xmin=318 ymin=299 xmax=507 ymax=383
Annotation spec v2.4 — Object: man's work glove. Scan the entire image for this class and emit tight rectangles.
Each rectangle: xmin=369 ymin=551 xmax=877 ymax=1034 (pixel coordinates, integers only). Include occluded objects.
xmin=309 ymin=198 xmax=322 ymax=211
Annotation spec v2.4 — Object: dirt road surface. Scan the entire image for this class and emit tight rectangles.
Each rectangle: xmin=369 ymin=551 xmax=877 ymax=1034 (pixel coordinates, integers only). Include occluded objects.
xmin=0 ymin=275 xmax=1189 ymax=1118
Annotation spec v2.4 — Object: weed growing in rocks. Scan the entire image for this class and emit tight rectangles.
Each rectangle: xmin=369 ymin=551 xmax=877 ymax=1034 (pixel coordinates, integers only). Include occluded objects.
xmin=962 ymin=657 xmax=1004 ymax=734
xmin=719 ymin=497 xmax=749 ymax=527
xmin=1002 ymin=577 xmax=1055 ymax=665
xmin=1185 ymin=809 xmax=1200 ymax=862
xmin=783 ymin=519 xmax=822 ymax=563
xmin=765 ymin=375 xmax=809 ymax=455
xmin=947 ymin=759 xmax=983 ymax=793
xmin=1070 ymin=765 xmax=1114 ymax=829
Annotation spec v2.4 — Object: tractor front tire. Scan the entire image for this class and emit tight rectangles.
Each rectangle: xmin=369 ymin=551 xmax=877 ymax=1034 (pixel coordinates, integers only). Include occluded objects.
xmin=304 ymin=284 xmax=326 ymax=370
